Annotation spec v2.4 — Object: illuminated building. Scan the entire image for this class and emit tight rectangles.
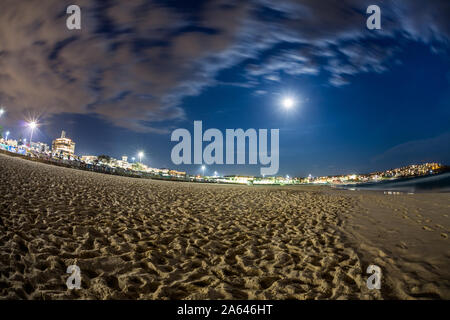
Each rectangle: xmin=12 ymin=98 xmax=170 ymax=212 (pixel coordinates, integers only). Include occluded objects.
xmin=81 ymin=155 xmax=98 ymax=163
xmin=31 ymin=142 xmax=50 ymax=153
xmin=52 ymin=130 xmax=75 ymax=158
xmin=169 ymin=170 xmax=186 ymax=177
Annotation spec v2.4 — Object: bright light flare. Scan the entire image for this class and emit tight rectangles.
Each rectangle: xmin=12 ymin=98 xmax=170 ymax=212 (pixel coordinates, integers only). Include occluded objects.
xmin=281 ymin=96 xmax=295 ymax=109
xmin=28 ymin=121 xmax=37 ymax=129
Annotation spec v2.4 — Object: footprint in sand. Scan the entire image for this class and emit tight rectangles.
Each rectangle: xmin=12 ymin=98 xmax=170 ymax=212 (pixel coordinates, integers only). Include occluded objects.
xmin=396 ymin=242 xmax=408 ymax=249
xmin=422 ymin=226 xmax=434 ymax=231
xmin=440 ymin=233 xmax=448 ymax=239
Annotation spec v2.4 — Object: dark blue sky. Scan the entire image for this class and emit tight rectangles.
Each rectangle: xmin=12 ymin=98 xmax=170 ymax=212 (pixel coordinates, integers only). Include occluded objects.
xmin=1 ymin=0 xmax=449 ymax=176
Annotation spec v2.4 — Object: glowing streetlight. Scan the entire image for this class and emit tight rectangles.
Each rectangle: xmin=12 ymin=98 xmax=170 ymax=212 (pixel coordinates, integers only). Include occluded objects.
xmin=28 ymin=121 xmax=37 ymax=147
xmin=214 ymin=171 xmax=218 ymax=177
xmin=201 ymin=165 xmax=206 ymax=175
xmin=132 ymin=157 xmax=136 ymax=162
xmin=0 ymin=108 xmax=4 ymax=117
xmin=5 ymin=131 xmax=10 ymax=140
xmin=281 ymin=96 xmax=295 ymax=109
xmin=138 ymin=151 xmax=144 ymax=163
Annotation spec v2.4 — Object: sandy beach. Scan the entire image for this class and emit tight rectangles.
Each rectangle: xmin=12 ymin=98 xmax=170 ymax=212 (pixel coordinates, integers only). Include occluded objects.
xmin=0 ymin=153 xmax=449 ymax=299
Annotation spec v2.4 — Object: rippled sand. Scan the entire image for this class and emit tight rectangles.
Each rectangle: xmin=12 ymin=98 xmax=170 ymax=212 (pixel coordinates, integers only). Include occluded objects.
xmin=0 ymin=153 xmax=448 ymax=299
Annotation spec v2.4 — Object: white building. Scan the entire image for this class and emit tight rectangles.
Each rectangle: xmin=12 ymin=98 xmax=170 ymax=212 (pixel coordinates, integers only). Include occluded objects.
xmin=52 ymin=131 xmax=76 ymax=158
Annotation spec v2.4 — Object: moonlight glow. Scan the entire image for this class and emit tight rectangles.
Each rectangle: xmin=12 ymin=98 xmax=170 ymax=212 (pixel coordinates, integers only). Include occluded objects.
xmin=282 ymin=96 xmax=295 ymax=109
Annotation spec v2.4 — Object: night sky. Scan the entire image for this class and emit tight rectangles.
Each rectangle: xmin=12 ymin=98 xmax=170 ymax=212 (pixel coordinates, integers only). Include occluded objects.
xmin=0 ymin=0 xmax=449 ymax=177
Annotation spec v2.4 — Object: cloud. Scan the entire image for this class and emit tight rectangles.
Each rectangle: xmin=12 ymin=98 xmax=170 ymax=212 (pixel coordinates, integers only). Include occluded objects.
xmin=242 ymin=0 xmax=449 ymax=86
xmin=0 ymin=0 xmax=449 ymax=132
xmin=246 ymin=49 xmax=320 ymax=81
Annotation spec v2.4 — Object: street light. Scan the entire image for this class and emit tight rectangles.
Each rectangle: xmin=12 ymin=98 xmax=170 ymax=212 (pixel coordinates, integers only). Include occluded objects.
xmin=28 ymin=121 xmax=37 ymax=147
xmin=0 ymin=109 xmax=4 ymax=117
xmin=201 ymin=165 xmax=206 ymax=175
xmin=132 ymin=157 xmax=136 ymax=162
xmin=138 ymin=151 xmax=144 ymax=163
xmin=5 ymin=131 xmax=9 ymax=140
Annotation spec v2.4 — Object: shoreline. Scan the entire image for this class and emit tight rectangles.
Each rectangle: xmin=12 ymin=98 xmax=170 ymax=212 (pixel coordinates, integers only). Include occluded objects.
xmin=2 ymin=149 xmax=447 ymax=192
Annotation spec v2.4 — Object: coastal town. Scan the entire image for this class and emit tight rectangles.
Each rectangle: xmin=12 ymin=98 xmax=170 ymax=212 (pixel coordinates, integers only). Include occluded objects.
xmin=0 ymin=127 xmax=446 ymax=186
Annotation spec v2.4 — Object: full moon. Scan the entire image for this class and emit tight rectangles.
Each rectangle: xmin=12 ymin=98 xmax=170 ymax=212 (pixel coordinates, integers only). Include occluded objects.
xmin=282 ymin=96 xmax=295 ymax=109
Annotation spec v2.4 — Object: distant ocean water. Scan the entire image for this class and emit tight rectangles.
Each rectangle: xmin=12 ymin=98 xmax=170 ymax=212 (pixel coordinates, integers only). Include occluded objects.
xmin=339 ymin=172 xmax=450 ymax=193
